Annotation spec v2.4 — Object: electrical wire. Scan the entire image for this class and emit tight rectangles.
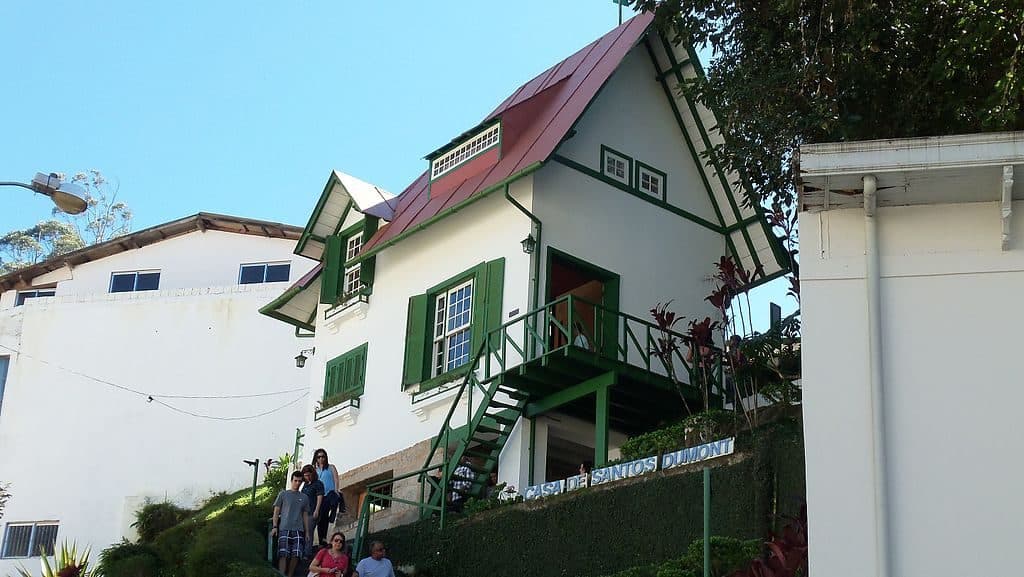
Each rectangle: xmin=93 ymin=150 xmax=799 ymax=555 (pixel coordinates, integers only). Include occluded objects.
xmin=0 ymin=343 xmax=311 ymax=420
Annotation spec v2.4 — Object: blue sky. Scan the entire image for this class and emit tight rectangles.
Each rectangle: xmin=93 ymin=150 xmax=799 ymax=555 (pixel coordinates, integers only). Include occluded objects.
xmin=0 ymin=1 xmax=794 ymax=328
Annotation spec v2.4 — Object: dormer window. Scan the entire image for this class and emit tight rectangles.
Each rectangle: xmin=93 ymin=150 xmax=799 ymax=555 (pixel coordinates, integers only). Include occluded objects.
xmin=430 ymin=123 xmax=501 ymax=180
xmin=601 ymin=146 xmax=632 ymax=186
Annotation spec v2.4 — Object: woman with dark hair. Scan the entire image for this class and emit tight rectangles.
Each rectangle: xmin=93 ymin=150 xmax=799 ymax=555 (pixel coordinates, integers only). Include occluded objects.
xmin=308 ymin=532 xmax=350 ymax=576
xmin=300 ymin=464 xmax=324 ymax=557
xmin=313 ymin=448 xmax=343 ymax=546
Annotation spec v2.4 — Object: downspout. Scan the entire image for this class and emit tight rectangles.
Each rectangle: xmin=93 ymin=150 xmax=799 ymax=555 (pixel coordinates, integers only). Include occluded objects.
xmin=863 ymin=174 xmax=890 ymax=577
xmin=504 ymin=184 xmax=542 ymax=311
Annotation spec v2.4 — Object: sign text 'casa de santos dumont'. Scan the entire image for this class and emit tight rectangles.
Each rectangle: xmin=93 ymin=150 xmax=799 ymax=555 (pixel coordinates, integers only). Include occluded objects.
xmin=523 ymin=437 xmax=735 ymax=501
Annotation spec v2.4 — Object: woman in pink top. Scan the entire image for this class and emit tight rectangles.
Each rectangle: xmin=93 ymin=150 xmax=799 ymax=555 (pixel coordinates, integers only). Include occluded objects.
xmin=308 ymin=532 xmax=350 ymax=577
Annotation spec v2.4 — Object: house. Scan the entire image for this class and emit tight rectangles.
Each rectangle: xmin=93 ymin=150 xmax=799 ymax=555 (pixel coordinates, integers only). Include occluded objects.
xmin=261 ymin=13 xmax=788 ymax=540
xmin=0 ymin=213 xmax=315 ymax=570
xmin=798 ymin=131 xmax=1024 ymax=577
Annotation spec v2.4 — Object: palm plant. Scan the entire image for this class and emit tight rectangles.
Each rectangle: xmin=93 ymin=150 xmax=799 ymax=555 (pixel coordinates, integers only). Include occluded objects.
xmin=11 ymin=541 xmax=99 ymax=577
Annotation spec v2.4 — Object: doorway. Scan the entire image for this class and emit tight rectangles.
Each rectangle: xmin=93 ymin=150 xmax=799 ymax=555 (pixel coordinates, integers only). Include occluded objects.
xmin=545 ymin=248 xmax=620 ymax=356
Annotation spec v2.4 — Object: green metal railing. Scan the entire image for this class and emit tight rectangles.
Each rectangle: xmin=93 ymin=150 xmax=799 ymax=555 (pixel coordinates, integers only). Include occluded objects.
xmin=351 ymin=295 xmax=723 ymax=556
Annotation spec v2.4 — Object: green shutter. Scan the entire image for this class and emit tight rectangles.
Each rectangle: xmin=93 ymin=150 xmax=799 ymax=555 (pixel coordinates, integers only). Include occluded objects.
xmin=403 ymin=294 xmax=429 ymax=386
xmin=324 ymin=343 xmax=368 ymax=400
xmin=485 ymin=258 xmax=505 ymax=335
xmin=321 ymin=235 xmax=344 ymax=304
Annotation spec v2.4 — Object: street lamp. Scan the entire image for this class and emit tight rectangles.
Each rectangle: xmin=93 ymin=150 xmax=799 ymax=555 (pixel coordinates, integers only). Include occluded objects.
xmin=0 ymin=172 xmax=88 ymax=215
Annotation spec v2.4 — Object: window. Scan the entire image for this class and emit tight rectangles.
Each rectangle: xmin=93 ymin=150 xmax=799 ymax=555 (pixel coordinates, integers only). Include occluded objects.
xmin=430 ymin=123 xmax=501 ymax=180
xmin=110 ymin=271 xmax=160 ymax=293
xmin=0 ymin=356 xmax=7 ymax=418
xmin=343 ymin=236 xmax=363 ymax=297
xmin=402 ymin=259 xmax=505 ymax=388
xmin=15 ymin=289 xmax=55 ymax=306
xmin=239 ymin=262 xmax=291 ymax=285
xmin=601 ymin=146 xmax=632 ymax=186
xmin=636 ymin=162 xmax=667 ymax=201
xmin=432 ymin=280 xmax=474 ymax=377
xmin=323 ymin=343 xmax=368 ymax=404
xmin=2 ymin=522 xmax=58 ymax=558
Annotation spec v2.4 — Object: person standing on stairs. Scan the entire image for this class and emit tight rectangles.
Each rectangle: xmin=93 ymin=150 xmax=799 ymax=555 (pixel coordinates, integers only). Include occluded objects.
xmin=450 ymin=456 xmax=474 ymax=513
xmin=314 ymin=448 xmax=344 ymax=546
xmin=271 ymin=470 xmax=311 ymax=577
xmin=300 ymin=464 xmax=324 ymax=555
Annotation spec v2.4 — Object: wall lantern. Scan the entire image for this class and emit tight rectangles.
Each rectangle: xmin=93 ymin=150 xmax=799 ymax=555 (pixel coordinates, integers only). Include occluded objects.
xmin=295 ymin=347 xmax=315 ymax=368
xmin=521 ymin=234 xmax=537 ymax=254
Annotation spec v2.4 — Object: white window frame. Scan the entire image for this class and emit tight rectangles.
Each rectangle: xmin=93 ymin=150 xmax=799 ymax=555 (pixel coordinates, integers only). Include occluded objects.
xmin=343 ymin=235 xmax=363 ymax=297
xmin=15 ymin=289 xmax=55 ymax=306
xmin=109 ymin=270 xmax=161 ymax=293
xmin=1 ymin=522 xmax=59 ymax=559
xmin=430 ymin=123 xmax=501 ymax=180
xmin=602 ymin=149 xmax=630 ymax=185
xmin=638 ymin=166 xmax=664 ymax=199
xmin=238 ymin=262 xmax=291 ymax=285
xmin=431 ymin=279 xmax=474 ymax=377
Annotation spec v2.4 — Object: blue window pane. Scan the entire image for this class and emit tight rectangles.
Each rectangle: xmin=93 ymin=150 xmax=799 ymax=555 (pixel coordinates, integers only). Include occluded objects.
xmin=110 ymin=274 xmax=136 ymax=293
xmin=135 ymin=273 xmax=160 ymax=291
xmin=239 ymin=265 xmax=265 ymax=284
xmin=265 ymin=264 xmax=290 ymax=283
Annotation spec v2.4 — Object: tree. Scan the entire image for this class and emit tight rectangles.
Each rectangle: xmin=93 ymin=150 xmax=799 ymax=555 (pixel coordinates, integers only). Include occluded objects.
xmin=636 ymin=0 xmax=1024 ymax=286
xmin=0 ymin=171 xmax=132 ymax=274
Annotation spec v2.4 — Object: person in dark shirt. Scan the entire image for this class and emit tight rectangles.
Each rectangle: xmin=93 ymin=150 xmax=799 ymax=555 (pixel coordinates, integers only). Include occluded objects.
xmin=300 ymin=464 xmax=325 ymax=556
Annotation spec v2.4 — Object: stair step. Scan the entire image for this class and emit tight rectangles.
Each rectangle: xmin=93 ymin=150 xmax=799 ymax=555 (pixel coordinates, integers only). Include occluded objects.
xmin=496 ymin=386 xmax=529 ymax=400
xmin=488 ymin=400 xmax=523 ymax=410
xmin=475 ymin=424 xmax=508 ymax=436
xmin=487 ymin=412 xmax=518 ymax=425
xmin=471 ymin=438 xmax=504 ymax=451
xmin=465 ymin=449 xmax=500 ymax=462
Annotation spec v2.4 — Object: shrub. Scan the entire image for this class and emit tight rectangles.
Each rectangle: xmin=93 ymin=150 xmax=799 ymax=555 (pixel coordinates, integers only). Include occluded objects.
xmin=262 ymin=453 xmax=292 ymax=490
xmin=151 ymin=520 xmax=199 ymax=575
xmin=226 ymin=562 xmax=282 ymax=577
xmin=186 ymin=525 xmax=266 ymax=577
xmin=133 ymin=500 xmax=192 ymax=543
xmin=601 ymin=536 xmax=760 ymax=577
xmin=621 ymin=410 xmax=736 ymax=460
xmin=97 ymin=540 xmax=163 ymax=577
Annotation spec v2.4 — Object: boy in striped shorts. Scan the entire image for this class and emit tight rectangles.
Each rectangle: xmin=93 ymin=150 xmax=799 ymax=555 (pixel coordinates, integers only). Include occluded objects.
xmin=271 ymin=470 xmax=311 ymax=577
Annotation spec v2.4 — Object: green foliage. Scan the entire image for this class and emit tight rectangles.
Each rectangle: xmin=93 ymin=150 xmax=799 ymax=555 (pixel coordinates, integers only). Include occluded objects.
xmin=462 ymin=483 xmax=522 ymax=516
xmin=150 ymin=521 xmax=199 ymax=575
xmin=185 ymin=525 xmax=265 ymax=577
xmin=97 ymin=540 xmax=163 ymax=577
xmin=262 ymin=453 xmax=292 ymax=490
xmin=0 ymin=220 xmax=84 ymax=274
xmin=365 ymin=421 xmax=803 ymax=577
xmin=635 ymin=0 xmax=1024 ymax=216
xmin=621 ymin=410 xmax=736 ymax=461
xmin=226 ymin=562 xmax=283 ymax=577
xmin=132 ymin=500 xmax=193 ymax=543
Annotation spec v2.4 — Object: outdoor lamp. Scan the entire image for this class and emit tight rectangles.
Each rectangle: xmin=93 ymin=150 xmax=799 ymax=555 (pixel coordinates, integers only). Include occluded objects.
xmin=0 ymin=172 xmax=88 ymax=215
xmin=295 ymin=348 xmax=315 ymax=368
xmin=521 ymin=234 xmax=537 ymax=254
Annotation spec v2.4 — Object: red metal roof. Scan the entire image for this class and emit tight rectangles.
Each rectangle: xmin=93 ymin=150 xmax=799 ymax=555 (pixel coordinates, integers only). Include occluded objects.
xmin=361 ymin=13 xmax=654 ymax=253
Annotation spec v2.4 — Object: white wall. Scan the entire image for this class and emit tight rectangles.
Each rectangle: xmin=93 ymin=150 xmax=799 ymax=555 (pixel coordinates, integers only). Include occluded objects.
xmin=800 ymin=200 xmax=1024 ymax=577
xmin=535 ymin=44 xmax=725 ymax=341
xmin=0 ymin=232 xmax=312 ymax=573
xmin=303 ymin=183 xmax=534 ymax=477
xmin=0 ymin=230 xmax=305 ymax=309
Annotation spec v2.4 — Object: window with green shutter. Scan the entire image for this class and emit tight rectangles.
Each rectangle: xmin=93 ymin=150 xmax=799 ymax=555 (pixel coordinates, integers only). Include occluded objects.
xmin=320 ymin=218 xmax=379 ymax=305
xmin=323 ymin=343 xmax=368 ymax=403
xmin=402 ymin=258 xmax=504 ymax=389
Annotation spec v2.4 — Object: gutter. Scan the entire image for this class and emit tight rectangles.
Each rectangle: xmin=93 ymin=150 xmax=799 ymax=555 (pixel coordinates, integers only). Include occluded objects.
xmin=503 ymin=183 xmax=542 ymax=311
xmin=863 ymin=174 xmax=891 ymax=577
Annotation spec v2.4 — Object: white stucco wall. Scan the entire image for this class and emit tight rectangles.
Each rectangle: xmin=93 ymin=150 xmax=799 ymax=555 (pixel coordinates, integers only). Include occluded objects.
xmin=535 ymin=43 xmax=725 ymax=340
xmin=800 ymin=200 xmax=1024 ymax=577
xmin=303 ymin=183 xmax=534 ymax=483
xmin=0 ymin=231 xmax=312 ymax=573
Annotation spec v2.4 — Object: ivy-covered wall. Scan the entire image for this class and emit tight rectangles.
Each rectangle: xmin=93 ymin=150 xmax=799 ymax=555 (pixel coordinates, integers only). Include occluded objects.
xmin=365 ymin=419 xmax=805 ymax=577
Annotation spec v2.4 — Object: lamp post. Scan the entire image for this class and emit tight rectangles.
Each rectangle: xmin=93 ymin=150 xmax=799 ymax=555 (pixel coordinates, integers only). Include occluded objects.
xmin=0 ymin=172 xmax=88 ymax=215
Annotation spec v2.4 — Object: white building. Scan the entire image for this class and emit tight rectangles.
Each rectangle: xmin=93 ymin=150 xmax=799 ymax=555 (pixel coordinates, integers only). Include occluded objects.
xmin=799 ymin=132 xmax=1024 ymax=577
xmin=261 ymin=13 xmax=788 ymax=544
xmin=0 ymin=213 xmax=315 ymax=571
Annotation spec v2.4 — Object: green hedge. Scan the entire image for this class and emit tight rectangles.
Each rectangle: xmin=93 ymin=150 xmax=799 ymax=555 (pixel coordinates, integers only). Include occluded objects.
xmin=365 ymin=418 xmax=804 ymax=577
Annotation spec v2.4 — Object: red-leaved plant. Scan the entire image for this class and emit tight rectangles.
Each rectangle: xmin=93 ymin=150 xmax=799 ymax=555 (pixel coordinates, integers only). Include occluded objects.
xmin=728 ymin=505 xmax=809 ymax=577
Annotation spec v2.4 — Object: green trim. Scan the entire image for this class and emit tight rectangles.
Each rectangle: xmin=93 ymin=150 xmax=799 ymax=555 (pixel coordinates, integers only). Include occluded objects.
xmin=599 ymin=144 xmax=633 ymax=188
xmin=544 ymin=247 xmax=620 ymax=359
xmin=258 ymin=268 xmax=322 ymax=332
xmin=416 ymin=364 xmax=473 ymax=394
xmin=641 ymin=38 xmax=739 ymax=262
xmin=261 ymin=309 xmax=316 ymax=333
xmin=528 ymin=418 xmax=536 ymax=485
xmin=428 ymin=120 xmax=502 ymax=184
xmin=350 ymin=162 xmax=544 ymax=266
xmin=655 ymin=56 xmax=691 ymax=82
xmin=634 ymin=159 xmax=668 ymax=203
xmin=595 ymin=382 xmax=610 ymax=467
xmin=295 ymin=171 xmax=343 ymax=256
xmin=524 ymin=371 xmax=617 ymax=417
xmin=333 ymin=200 xmax=353 ymax=235
xmin=551 ymin=154 xmax=722 ymax=233
xmin=659 ymin=35 xmax=761 ymax=272
xmin=425 ymin=119 xmax=502 ymax=161
xmin=324 ymin=342 xmax=369 ymax=401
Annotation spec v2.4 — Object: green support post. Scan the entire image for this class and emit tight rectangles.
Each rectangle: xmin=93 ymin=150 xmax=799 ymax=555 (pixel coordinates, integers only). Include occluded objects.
xmin=595 ymin=384 xmax=609 ymax=466
xmin=293 ymin=428 xmax=305 ymax=466
xmin=703 ymin=467 xmax=711 ymax=577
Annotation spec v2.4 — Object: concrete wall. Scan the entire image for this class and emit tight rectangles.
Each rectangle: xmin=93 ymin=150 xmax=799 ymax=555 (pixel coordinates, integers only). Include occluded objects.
xmin=800 ymin=200 xmax=1024 ymax=577
xmin=0 ymin=232 xmax=312 ymax=573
